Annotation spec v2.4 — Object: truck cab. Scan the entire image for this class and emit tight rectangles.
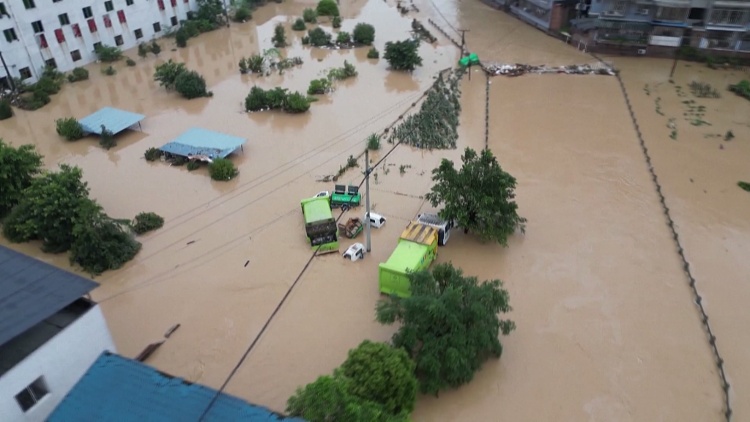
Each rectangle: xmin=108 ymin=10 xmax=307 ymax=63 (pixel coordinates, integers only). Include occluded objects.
xmin=416 ymin=213 xmax=454 ymax=246
xmin=365 ymin=212 xmax=387 ymax=228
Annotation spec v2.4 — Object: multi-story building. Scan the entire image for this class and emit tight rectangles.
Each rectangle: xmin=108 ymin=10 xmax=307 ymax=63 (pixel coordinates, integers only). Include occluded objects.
xmin=0 ymin=245 xmax=116 ymax=422
xmin=0 ymin=0 xmax=199 ymax=86
xmin=482 ymin=0 xmax=580 ymax=33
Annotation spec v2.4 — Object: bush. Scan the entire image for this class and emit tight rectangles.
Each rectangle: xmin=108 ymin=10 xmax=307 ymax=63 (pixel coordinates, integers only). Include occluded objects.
xmin=332 ymin=16 xmax=341 ymax=28
xmin=102 ymin=66 xmax=117 ymax=76
xmin=728 ymin=80 xmax=750 ymax=101
xmin=95 ymin=44 xmax=122 ymax=62
xmin=67 ymin=67 xmax=90 ymax=82
xmin=233 ymin=6 xmax=251 ymax=22
xmin=154 ymin=60 xmax=188 ymax=90
xmin=209 ymin=158 xmax=239 ymax=181
xmin=272 ymin=24 xmax=287 ymax=48
xmin=301 ymin=36 xmax=310 ymax=45
xmin=150 ymin=40 xmax=162 ymax=56
xmin=239 ymin=58 xmax=249 ymax=74
xmin=144 ymin=147 xmax=163 ymax=161
xmin=245 ymin=86 xmax=269 ymax=111
xmin=353 ymin=23 xmax=375 ymax=45
xmin=138 ymin=43 xmax=149 ymax=58
xmin=17 ymin=89 xmax=50 ymax=110
xmin=175 ymin=70 xmax=210 ymax=99
xmin=56 ymin=118 xmax=85 ymax=141
xmin=367 ymin=47 xmax=379 ymax=59
xmin=0 ymin=140 xmax=42 ymax=218
xmin=132 ymin=212 xmax=164 ymax=234
xmin=384 ymin=39 xmax=422 ymax=71
xmin=247 ymin=54 xmax=264 ymax=73
xmin=316 ymin=0 xmax=339 ymax=17
xmin=303 ymin=8 xmax=317 ymax=23
xmin=284 ymin=92 xmax=311 ymax=113
xmin=126 ymin=58 xmax=136 ymax=66
xmin=307 ymin=78 xmax=331 ymax=95
xmin=245 ymin=87 xmax=311 ymax=113
xmin=367 ymin=133 xmax=380 ymax=150
xmin=99 ymin=126 xmax=116 ymax=150
xmin=176 ymin=29 xmax=188 ymax=48
xmin=187 ymin=160 xmax=201 ymax=171
xmin=328 ymin=60 xmax=357 ymax=80
xmin=292 ymin=18 xmax=306 ymax=31
xmin=0 ymin=99 xmax=12 ymax=120
xmin=70 ymin=204 xmax=142 ymax=275
xmin=308 ymin=27 xmax=331 ymax=47
xmin=33 ymin=76 xmax=62 ymax=95
xmin=336 ymin=31 xmax=351 ymax=44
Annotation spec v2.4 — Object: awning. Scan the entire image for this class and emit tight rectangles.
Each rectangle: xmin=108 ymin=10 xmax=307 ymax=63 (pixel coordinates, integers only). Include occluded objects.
xmin=705 ymin=25 xmax=748 ymax=32
xmin=652 ymin=20 xmax=689 ymax=28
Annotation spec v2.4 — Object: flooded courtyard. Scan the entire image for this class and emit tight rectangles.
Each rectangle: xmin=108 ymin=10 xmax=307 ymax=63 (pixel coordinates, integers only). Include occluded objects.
xmin=1 ymin=0 xmax=749 ymax=420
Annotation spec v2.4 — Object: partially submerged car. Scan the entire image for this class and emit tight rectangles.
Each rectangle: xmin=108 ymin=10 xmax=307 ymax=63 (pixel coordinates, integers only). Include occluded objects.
xmin=343 ymin=243 xmax=365 ymax=261
xmin=364 ymin=212 xmax=386 ymax=228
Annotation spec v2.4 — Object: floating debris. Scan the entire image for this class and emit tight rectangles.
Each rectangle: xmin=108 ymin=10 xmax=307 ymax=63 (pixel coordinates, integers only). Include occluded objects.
xmin=480 ymin=62 xmax=616 ymax=77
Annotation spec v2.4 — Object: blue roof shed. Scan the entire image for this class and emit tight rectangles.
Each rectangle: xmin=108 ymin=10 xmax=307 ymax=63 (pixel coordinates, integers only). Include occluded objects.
xmin=49 ymin=351 xmax=305 ymax=422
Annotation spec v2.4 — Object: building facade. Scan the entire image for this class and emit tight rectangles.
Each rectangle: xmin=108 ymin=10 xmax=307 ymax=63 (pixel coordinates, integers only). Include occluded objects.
xmin=0 ymin=0 xmax=199 ymax=86
xmin=0 ymin=246 xmax=116 ymax=422
xmin=482 ymin=0 xmax=580 ymax=32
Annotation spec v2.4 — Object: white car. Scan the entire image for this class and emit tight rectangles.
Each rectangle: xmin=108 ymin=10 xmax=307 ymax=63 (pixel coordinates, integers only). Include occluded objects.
xmin=343 ymin=243 xmax=365 ymax=261
xmin=365 ymin=212 xmax=386 ymax=228
xmin=315 ymin=190 xmax=330 ymax=198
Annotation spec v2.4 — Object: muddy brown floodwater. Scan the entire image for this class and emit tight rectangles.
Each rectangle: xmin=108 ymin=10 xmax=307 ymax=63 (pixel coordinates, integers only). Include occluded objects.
xmin=2 ymin=0 xmax=749 ymax=420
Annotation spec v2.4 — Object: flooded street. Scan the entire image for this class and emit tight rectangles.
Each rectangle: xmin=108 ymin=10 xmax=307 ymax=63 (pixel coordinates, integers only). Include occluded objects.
xmin=2 ymin=0 xmax=749 ymax=420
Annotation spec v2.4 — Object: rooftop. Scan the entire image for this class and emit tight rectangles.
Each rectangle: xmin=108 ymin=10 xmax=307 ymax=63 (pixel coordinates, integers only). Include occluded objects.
xmin=382 ymin=240 xmax=433 ymax=273
xmin=78 ymin=106 xmax=146 ymax=135
xmin=49 ymin=352 xmax=305 ymax=422
xmin=0 ymin=245 xmax=98 ymax=347
xmin=159 ymin=128 xmax=246 ymax=159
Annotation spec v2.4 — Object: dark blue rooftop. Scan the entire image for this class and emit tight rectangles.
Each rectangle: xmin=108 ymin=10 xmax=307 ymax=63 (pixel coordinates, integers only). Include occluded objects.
xmin=49 ymin=351 xmax=305 ymax=422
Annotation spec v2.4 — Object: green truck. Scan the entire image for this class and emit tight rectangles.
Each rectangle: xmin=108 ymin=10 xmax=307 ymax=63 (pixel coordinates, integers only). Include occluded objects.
xmin=330 ymin=184 xmax=361 ymax=210
xmin=301 ymin=195 xmax=339 ymax=254
xmin=378 ymin=222 xmax=439 ymax=298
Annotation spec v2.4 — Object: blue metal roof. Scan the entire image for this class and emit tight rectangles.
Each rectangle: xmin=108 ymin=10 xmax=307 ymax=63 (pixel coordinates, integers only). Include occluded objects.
xmin=159 ymin=128 xmax=246 ymax=159
xmin=78 ymin=107 xmax=145 ymax=135
xmin=652 ymin=20 xmax=689 ymax=28
xmin=49 ymin=352 xmax=305 ymax=422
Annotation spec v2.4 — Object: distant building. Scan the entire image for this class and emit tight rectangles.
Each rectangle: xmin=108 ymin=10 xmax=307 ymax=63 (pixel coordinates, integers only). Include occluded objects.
xmin=49 ymin=351 xmax=306 ymax=422
xmin=0 ymin=0 xmax=199 ymax=86
xmin=0 ymin=245 xmax=115 ymax=422
xmin=482 ymin=0 xmax=580 ymax=32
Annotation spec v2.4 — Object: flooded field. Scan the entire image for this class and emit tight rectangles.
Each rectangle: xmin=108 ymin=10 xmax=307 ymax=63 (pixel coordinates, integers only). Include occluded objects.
xmin=1 ymin=0 xmax=749 ymax=420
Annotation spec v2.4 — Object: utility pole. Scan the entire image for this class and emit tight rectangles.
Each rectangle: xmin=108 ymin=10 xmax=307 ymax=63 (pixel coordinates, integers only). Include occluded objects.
xmin=0 ymin=51 xmax=16 ymax=92
xmin=364 ymin=149 xmax=372 ymax=253
xmin=458 ymin=29 xmax=470 ymax=80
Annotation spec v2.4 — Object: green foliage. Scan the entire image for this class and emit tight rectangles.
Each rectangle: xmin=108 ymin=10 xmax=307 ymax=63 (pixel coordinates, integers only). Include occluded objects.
xmin=245 ymin=86 xmax=311 ymax=113
xmin=426 ymin=147 xmax=525 ymax=244
xmin=367 ymin=47 xmax=379 ymax=59
xmin=367 ymin=133 xmax=380 ymax=150
xmin=292 ymin=18 xmax=306 ymax=31
xmin=17 ymin=89 xmax=50 ymax=110
xmin=138 ymin=43 xmax=149 ymax=58
xmin=175 ymin=29 xmax=188 ymax=47
xmin=55 ymin=117 xmax=85 ymax=141
xmin=175 ymin=70 xmax=210 ymax=99
xmin=150 ymin=40 xmax=162 ymax=56
xmin=272 ymin=23 xmax=287 ymax=48
xmin=336 ymin=31 xmax=351 ymax=44
xmin=154 ymin=60 xmax=188 ymax=90
xmin=303 ymin=8 xmax=317 ymax=23
xmin=132 ymin=212 xmax=164 ymax=234
xmin=67 ymin=67 xmax=90 ymax=82
xmin=728 ymin=80 xmax=750 ymax=101
xmin=126 ymin=58 xmax=136 ymax=66
xmin=70 ymin=205 xmax=141 ymax=275
xmin=99 ymin=126 xmax=116 ymax=150
xmin=384 ymin=39 xmax=422 ymax=71
xmin=332 ymin=15 xmax=341 ymax=28
xmin=187 ymin=160 xmax=201 ymax=171
xmin=0 ymin=99 xmax=12 ymax=120
xmin=316 ymin=0 xmax=339 ymax=17
xmin=738 ymin=181 xmax=750 ymax=192
xmin=337 ymin=340 xmax=417 ymax=415
xmin=0 ymin=140 xmax=42 ymax=218
xmin=308 ymin=27 xmax=331 ymax=47
xmin=352 ymin=23 xmax=375 ymax=45
xmin=376 ymin=263 xmax=515 ymax=395
xmin=284 ymin=92 xmax=311 ymax=113
xmin=33 ymin=74 xmax=63 ymax=95
xmin=308 ymin=78 xmax=331 ymax=95
xmin=689 ymin=81 xmax=720 ymax=98
xmin=245 ymin=86 xmax=268 ymax=111
xmin=95 ymin=44 xmax=123 ymax=62
xmin=239 ymin=58 xmax=249 ymax=74
xmin=102 ymin=66 xmax=117 ymax=76
xmin=328 ymin=60 xmax=357 ymax=80
xmin=301 ymin=36 xmax=310 ymax=45
xmin=247 ymin=54 xmax=264 ymax=73
xmin=195 ymin=0 xmax=225 ymax=25
xmin=144 ymin=147 xmax=163 ymax=161
xmin=208 ymin=158 xmax=239 ymax=181
xmin=233 ymin=6 xmax=251 ymax=22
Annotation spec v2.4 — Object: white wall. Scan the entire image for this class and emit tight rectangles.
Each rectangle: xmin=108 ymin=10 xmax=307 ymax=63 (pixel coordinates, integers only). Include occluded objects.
xmin=0 ymin=0 xmax=198 ymax=82
xmin=0 ymin=305 xmax=116 ymax=422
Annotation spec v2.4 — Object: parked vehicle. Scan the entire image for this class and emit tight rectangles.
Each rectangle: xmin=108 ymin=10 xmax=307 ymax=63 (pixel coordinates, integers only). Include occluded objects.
xmin=330 ymin=184 xmax=361 ymax=210
xmin=315 ymin=190 xmax=330 ymax=198
xmin=301 ymin=196 xmax=339 ymax=254
xmin=416 ymin=213 xmax=454 ymax=246
xmin=378 ymin=222 xmax=439 ymax=298
xmin=343 ymin=243 xmax=366 ymax=261
xmin=338 ymin=217 xmax=364 ymax=239
xmin=364 ymin=212 xmax=387 ymax=228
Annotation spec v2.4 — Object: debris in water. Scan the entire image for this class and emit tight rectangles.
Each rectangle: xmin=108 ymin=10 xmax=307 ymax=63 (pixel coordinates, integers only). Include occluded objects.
xmin=187 ymin=240 xmax=196 ymax=245
xmin=481 ymin=62 xmax=616 ymax=77
xmin=164 ymin=324 xmax=181 ymax=338
xmin=244 ymin=260 xmax=250 ymax=267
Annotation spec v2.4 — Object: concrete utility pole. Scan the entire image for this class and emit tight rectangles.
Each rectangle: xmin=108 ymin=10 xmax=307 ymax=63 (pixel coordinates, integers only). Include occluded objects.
xmin=364 ymin=149 xmax=372 ymax=253
xmin=0 ymin=52 xmax=16 ymax=92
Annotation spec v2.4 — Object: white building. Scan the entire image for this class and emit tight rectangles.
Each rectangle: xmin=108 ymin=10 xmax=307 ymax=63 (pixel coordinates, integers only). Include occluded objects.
xmin=0 ymin=245 xmax=115 ymax=422
xmin=0 ymin=0 xmax=200 ymax=85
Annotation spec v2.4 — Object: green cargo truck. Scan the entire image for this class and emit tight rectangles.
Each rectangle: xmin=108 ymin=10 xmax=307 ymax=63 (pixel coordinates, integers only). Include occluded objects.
xmin=301 ymin=195 xmax=339 ymax=254
xmin=378 ymin=222 xmax=439 ymax=298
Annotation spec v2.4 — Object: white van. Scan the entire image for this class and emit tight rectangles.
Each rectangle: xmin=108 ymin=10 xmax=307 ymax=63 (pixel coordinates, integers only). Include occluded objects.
xmin=416 ymin=213 xmax=454 ymax=246
xmin=364 ymin=212 xmax=387 ymax=228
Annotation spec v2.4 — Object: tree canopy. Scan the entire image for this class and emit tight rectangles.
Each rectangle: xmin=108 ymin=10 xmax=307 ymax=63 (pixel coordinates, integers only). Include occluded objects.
xmin=316 ymin=0 xmax=340 ymax=17
xmin=0 ymin=140 xmax=43 ymax=218
xmin=425 ymin=147 xmax=526 ymax=245
xmin=383 ymin=39 xmax=422 ymax=71
xmin=352 ymin=23 xmax=375 ymax=45
xmin=376 ymin=262 xmax=515 ymax=395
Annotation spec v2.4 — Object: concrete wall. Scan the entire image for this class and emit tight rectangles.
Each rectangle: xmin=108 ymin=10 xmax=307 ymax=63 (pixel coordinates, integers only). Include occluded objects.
xmin=0 ymin=305 xmax=116 ymax=422
xmin=0 ymin=0 xmax=199 ymax=82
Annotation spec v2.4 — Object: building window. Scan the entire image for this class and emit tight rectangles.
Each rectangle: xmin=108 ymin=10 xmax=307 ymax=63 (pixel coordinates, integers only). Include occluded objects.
xmin=105 ymin=0 xmax=114 ymax=12
xmin=87 ymin=18 xmax=97 ymax=33
xmin=71 ymin=49 xmax=81 ymax=61
xmin=117 ymin=10 xmax=127 ymax=24
xmin=709 ymin=9 xmax=744 ymax=25
xmin=31 ymin=20 xmax=44 ymax=33
xmin=655 ymin=7 xmax=688 ymax=21
xmin=19 ymin=67 xmax=32 ymax=79
xmin=170 ymin=0 xmax=177 ymax=7
xmin=59 ymin=13 xmax=70 ymax=25
xmin=22 ymin=0 xmax=35 ymax=9
xmin=82 ymin=6 xmax=93 ymax=19
xmin=15 ymin=377 xmax=48 ymax=412
xmin=153 ymin=22 xmax=161 ymax=32
xmin=612 ymin=0 xmax=626 ymax=14
xmin=3 ymin=28 xmax=17 ymax=42
xmin=103 ymin=14 xmax=112 ymax=28
xmin=45 ymin=58 xmax=57 ymax=68
xmin=52 ymin=0 xmax=61 ymax=2
xmin=170 ymin=16 xmax=178 ymax=26
xmin=114 ymin=35 xmax=123 ymax=46
xmin=134 ymin=28 xmax=143 ymax=39
xmin=72 ymin=23 xmax=82 ymax=37
xmin=0 ymin=3 xmax=8 ymax=16
xmin=126 ymin=0 xmax=134 ymax=5
xmin=92 ymin=41 xmax=101 ymax=51
xmin=54 ymin=28 xmax=65 ymax=43
xmin=158 ymin=0 xmax=165 ymax=11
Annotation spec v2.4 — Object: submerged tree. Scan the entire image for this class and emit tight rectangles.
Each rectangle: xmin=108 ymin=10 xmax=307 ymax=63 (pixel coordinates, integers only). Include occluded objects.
xmin=0 ymin=140 xmax=43 ymax=218
xmin=426 ymin=147 xmax=526 ymax=245
xmin=383 ymin=39 xmax=422 ymax=71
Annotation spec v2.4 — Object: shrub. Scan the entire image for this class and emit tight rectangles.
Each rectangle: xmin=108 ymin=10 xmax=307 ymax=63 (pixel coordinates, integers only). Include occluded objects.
xmin=384 ymin=39 xmax=422 ymax=71
xmin=17 ymin=89 xmax=50 ymax=110
xmin=138 ymin=43 xmax=149 ymax=58
xmin=67 ymin=67 xmax=90 ymax=82
xmin=245 ymin=86 xmax=269 ymax=111
xmin=233 ymin=6 xmax=251 ymax=22
xmin=0 ymin=140 xmax=42 ymax=218
xmin=308 ymin=27 xmax=331 ymax=47
xmin=332 ymin=16 xmax=341 ymax=28
xmin=353 ymin=23 xmax=375 ymax=45
xmin=209 ymin=158 xmax=239 ymax=181
xmin=239 ymin=58 xmax=249 ymax=74
xmin=99 ymin=126 xmax=116 ymax=150
xmin=367 ymin=48 xmax=379 ymax=59
xmin=272 ymin=24 xmax=287 ymax=48
xmin=336 ymin=31 xmax=351 ymax=44
xmin=132 ymin=212 xmax=165 ymax=234
xmin=56 ymin=118 xmax=85 ymax=141
xmin=284 ymin=92 xmax=311 ymax=113
xmin=308 ymin=78 xmax=332 ymax=95
xmin=328 ymin=60 xmax=357 ymax=80
xmin=0 ymin=99 xmax=12 ymax=120
xmin=187 ymin=160 xmax=201 ymax=171
xmin=150 ymin=40 xmax=162 ymax=56
xmin=33 ymin=76 xmax=63 ymax=95
xmin=303 ymin=8 xmax=317 ymax=23
xmin=176 ymin=29 xmax=188 ymax=48
xmin=367 ymin=133 xmax=380 ymax=150
xmin=96 ymin=44 xmax=123 ymax=62
xmin=739 ymin=181 xmax=750 ymax=192
xmin=144 ymin=147 xmax=163 ymax=161
xmin=247 ymin=54 xmax=264 ymax=73
xmin=301 ymin=36 xmax=310 ymax=45
xmin=175 ymin=70 xmax=210 ymax=99
xmin=728 ymin=80 xmax=750 ymax=101
xmin=316 ymin=0 xmax=339 ymax=17
xmin=287 ymin=376 xmax=398 ymax=421
xmin=126 ymin=58 xmax=136 ymax=66
xmin=70 ymin=204 xmax=142 ymax=275
xmin=245 ymin=87 xmax=311 ymax=113
xmin=102 ymin=66 xmax=117 ymax=76
xmin=292 ymin=18 xmax=306 ymax=31
xmin=154 ymin=60 xmax=188 ymax=90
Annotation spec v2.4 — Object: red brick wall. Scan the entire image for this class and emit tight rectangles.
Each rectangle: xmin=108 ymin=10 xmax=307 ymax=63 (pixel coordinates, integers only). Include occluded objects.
xmin=550 ymin=4 xmax=568 ymax=32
